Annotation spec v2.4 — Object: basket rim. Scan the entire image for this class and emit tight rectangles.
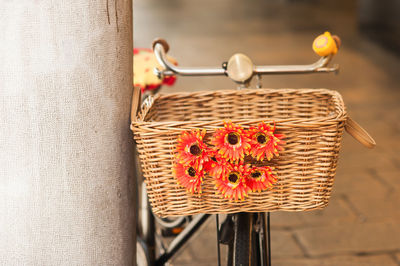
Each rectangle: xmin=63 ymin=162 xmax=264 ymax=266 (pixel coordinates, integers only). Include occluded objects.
xmin=132 ymin=88 xmax=347 ymax=129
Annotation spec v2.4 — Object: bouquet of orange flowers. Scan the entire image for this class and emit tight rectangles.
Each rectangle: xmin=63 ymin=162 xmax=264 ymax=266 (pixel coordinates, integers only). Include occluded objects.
xmin=173 ymin=121 xmax=285 ymax=201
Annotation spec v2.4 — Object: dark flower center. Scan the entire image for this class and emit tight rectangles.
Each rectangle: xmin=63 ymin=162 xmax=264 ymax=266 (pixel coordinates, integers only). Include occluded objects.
xmin=256 ymin=133 xmax=268 ymax=144
xmin=228 ymin=172 xmax=240 ymax=184
xmin=189 ymin=144 xmax=202 ymax=156
xmin=187 ymin=167 xmax=196 ymax=177
xmin=251 ymin=171 xmax=262 ymax=179
xmin=211 ymin=156 xmax=217 ymax=162
xmin=227 ymin=132 xmax=239 ymax=145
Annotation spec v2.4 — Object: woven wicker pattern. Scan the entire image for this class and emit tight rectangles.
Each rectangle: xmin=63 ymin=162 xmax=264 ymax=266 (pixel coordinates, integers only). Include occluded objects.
xmin=131 ymin=88 xmax=347 ymax=217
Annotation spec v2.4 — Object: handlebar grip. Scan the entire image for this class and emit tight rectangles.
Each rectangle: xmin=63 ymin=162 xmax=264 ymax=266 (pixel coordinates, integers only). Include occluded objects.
xmin=312 ymin=32 xmax=340 ymax=57
xmin=152 ymin=38 xmax=170 ymax=53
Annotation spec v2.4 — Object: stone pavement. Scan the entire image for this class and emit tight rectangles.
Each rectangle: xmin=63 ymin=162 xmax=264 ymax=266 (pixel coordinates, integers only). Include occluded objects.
xmin=134 ymin=0 xmax=400 ymax=265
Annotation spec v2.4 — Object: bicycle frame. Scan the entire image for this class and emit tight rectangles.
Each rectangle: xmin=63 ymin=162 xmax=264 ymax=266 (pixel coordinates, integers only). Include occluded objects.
xmin=137 ymin=193 xmax=270 ymax=266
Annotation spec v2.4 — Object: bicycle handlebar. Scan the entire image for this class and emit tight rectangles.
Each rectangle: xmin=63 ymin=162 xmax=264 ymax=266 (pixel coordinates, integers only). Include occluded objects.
xmin=152 ymin=31 xmax=340 ymax=84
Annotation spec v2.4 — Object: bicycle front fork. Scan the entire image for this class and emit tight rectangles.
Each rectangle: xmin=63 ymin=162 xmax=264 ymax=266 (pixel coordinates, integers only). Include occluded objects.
xmin=217 ymin=212 xmax=271 ymax=266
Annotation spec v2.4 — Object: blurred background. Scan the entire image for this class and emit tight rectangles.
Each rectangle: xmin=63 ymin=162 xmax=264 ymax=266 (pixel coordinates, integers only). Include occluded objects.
xmin=134 ymin=0 xmax=400 ymax=265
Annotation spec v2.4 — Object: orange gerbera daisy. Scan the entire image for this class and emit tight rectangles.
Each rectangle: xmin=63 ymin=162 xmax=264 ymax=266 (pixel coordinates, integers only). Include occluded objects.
xmin=204 ymin=149 xmax=230 ymax=178
xmin=210 ymin=121 xmax=251 ymax=162
xmin=246 ymin=166 xmax=277 ymax=192
xmin=176 ymin=129 xmax=209 ymax=169
xmin=173 ymin=162 xmax=204 ymax=193
xmin=215 ymin=162 xmax=251 ymax=201
xmin=247 ymin=122 xmax=285 ymax=161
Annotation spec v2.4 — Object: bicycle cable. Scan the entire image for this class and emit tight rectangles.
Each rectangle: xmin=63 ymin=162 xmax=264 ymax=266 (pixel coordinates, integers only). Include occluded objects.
xmin=216 ymin=214 xmax=221 ymax=266
xmin=267 ymin=212 xmax=271 ymax=266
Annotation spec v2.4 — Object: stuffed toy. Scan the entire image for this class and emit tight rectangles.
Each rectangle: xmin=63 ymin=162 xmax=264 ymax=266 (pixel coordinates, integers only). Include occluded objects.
xmin=133 ymin=48 xmax=177 ymax=93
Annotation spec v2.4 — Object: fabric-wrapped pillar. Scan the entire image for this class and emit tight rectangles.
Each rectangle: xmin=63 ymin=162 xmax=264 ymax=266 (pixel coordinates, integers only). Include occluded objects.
xmin=0 ymin=1 xmax=135 ymax=265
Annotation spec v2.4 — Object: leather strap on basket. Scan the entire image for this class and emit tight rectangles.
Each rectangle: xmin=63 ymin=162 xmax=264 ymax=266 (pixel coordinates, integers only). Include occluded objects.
xmin=131 ymin=86 xmax=141 ymax=123
xmin=345 ymin=117 xmax=376 ymax=149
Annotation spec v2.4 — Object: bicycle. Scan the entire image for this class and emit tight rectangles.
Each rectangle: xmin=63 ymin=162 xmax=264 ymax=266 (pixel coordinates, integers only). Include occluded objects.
xmin=132 ymin=32 xmax=375 ymax=266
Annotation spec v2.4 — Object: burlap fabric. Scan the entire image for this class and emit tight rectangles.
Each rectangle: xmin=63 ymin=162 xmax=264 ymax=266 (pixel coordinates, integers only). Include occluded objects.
xmin=0 ymin=1 xmax=135 ymax=265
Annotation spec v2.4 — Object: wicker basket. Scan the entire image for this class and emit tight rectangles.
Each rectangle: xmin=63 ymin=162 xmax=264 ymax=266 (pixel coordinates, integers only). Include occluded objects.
xmin=131 ymin=88 xmax=375 ymax=217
